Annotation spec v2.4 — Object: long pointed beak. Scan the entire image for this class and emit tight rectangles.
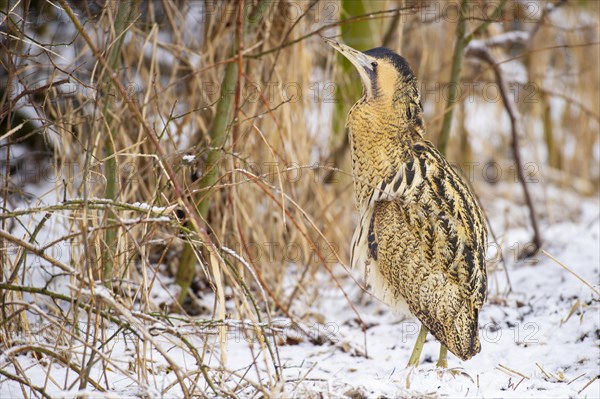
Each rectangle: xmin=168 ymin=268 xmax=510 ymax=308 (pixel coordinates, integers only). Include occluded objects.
xmin=324 ymin=38 xmax=376 ymax=97
xmin=324 ymin=38 xmax=376 ymax=72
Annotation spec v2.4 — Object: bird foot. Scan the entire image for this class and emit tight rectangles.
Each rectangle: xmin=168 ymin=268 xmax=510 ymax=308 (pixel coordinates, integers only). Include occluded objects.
xmin=399 ymin=366 xmax=473 ymax=390
xmin=436 ymin=367 xmax=474 ymax=382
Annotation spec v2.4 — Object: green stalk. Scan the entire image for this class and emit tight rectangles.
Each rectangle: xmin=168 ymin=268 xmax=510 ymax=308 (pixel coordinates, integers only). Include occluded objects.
xmin=326 ymin=0 xmax=374 ymax=183
xmin=102 ymin=1 xmax=133 ymax=287
xmin=175 ymin=46 xmax=238 ymax=306
xmin=438 ymin=0 xmax=507 ymax=156
xmin=333 ymin=0 xmax=374 ymax=136
xmin=176 ymin=0 xmax=270 ymax=304
xmin=197 ymin=62 xmax=238 ymax=218
xmin=541 ymin=91 xmax=558 ymax=169
xmin=437 ymin=0 xmax=468 ymax=157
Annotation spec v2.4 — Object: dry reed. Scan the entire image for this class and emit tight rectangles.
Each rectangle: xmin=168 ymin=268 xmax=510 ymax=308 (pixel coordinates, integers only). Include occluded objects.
xmin=0 ymin=0 xmax=598 ymax=396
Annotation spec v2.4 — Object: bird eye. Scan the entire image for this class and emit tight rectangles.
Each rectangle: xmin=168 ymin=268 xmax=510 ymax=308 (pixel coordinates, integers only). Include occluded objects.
xmin=371 ymin=61 xmax=378 ymax=68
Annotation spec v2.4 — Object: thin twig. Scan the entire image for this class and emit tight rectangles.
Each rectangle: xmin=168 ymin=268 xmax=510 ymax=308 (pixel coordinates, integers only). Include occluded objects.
xmin=578 ymin=375 xmax=599 ymax=395
xmin=541 ymin=250 xmax=600 ymax=296
xmin=0 ymin=368 xmax=52 ymax=399
xmin=466 ymin=44 xmax=542 ymax=253
xmin=497 ymin=363 xmax=530 ymax=380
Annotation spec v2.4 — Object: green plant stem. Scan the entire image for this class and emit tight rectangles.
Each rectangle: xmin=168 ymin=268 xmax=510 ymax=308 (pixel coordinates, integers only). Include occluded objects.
xmin=176 ymin=0 xmax=270 ymax=305
xmin=197 ymin=63 xmax=238 ymax=219
xmin=333 ymin=0 xmax=373 ymax=147
xmin=438 ymin=0 xmax=507 ymax=156
xmin=438 ymin=0 xmax=468 ymax=156
xmin=102 ymin=0 xmax=133 ymax=287
xmin=464 ymin=0 xmax=508 ymax=44
xmin=324 ymin=0 xmax=375 ymax=184
xmin=175 ymin=39 xmax=239 ymax=306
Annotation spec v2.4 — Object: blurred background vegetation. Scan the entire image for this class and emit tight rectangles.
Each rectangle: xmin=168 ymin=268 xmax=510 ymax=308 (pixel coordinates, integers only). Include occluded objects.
xmin=0 ymin=0 xmax=598 ymax=396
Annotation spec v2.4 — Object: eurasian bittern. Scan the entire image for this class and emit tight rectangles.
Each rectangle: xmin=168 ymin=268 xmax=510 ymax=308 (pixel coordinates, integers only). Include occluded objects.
xmin=326 ymin=38 xmax=488 ymax=368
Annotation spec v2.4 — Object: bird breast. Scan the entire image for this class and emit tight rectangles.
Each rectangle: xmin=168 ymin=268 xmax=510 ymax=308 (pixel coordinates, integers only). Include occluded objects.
xmin=347 ymin=117 xmax=409 ymax=209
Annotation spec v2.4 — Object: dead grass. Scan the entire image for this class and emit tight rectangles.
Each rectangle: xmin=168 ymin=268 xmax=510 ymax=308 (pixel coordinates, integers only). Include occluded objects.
xmin=0 ymin=0 xmax=598 ymax=397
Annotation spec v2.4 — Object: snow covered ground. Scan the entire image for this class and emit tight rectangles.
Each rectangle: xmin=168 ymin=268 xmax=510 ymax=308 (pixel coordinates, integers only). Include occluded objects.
xmin=1 ymin=173 xmax=598 ymax=398
xmin=276 ymin=206 xmax=599 ymax=398
xmin=1 ymin=3 xmax=598 ymax=395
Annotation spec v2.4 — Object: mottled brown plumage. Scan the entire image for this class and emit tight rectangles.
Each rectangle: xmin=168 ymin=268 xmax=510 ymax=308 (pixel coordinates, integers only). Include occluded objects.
xmin=326 ymin=39 xmax=488 ymax=364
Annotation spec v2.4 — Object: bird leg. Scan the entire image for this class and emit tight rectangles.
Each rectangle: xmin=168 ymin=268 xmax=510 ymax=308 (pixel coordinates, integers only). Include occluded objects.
xmin=436 ymin=345 xmax=448 ymax=368
xmin=406 ymin=324 xmax=428 ymax=367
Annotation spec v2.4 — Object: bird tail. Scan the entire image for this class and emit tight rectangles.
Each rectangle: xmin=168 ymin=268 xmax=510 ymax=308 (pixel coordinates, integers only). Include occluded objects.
xmin=451 ymin=309 xmax=481 ymax=360
xmin=427 ymin=303 xmax=481 ymax=361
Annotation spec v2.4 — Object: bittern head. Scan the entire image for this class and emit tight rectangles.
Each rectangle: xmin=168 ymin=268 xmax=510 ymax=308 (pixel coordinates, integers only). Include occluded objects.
xmin=325 ymin=38 xmax=422 ymax=124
